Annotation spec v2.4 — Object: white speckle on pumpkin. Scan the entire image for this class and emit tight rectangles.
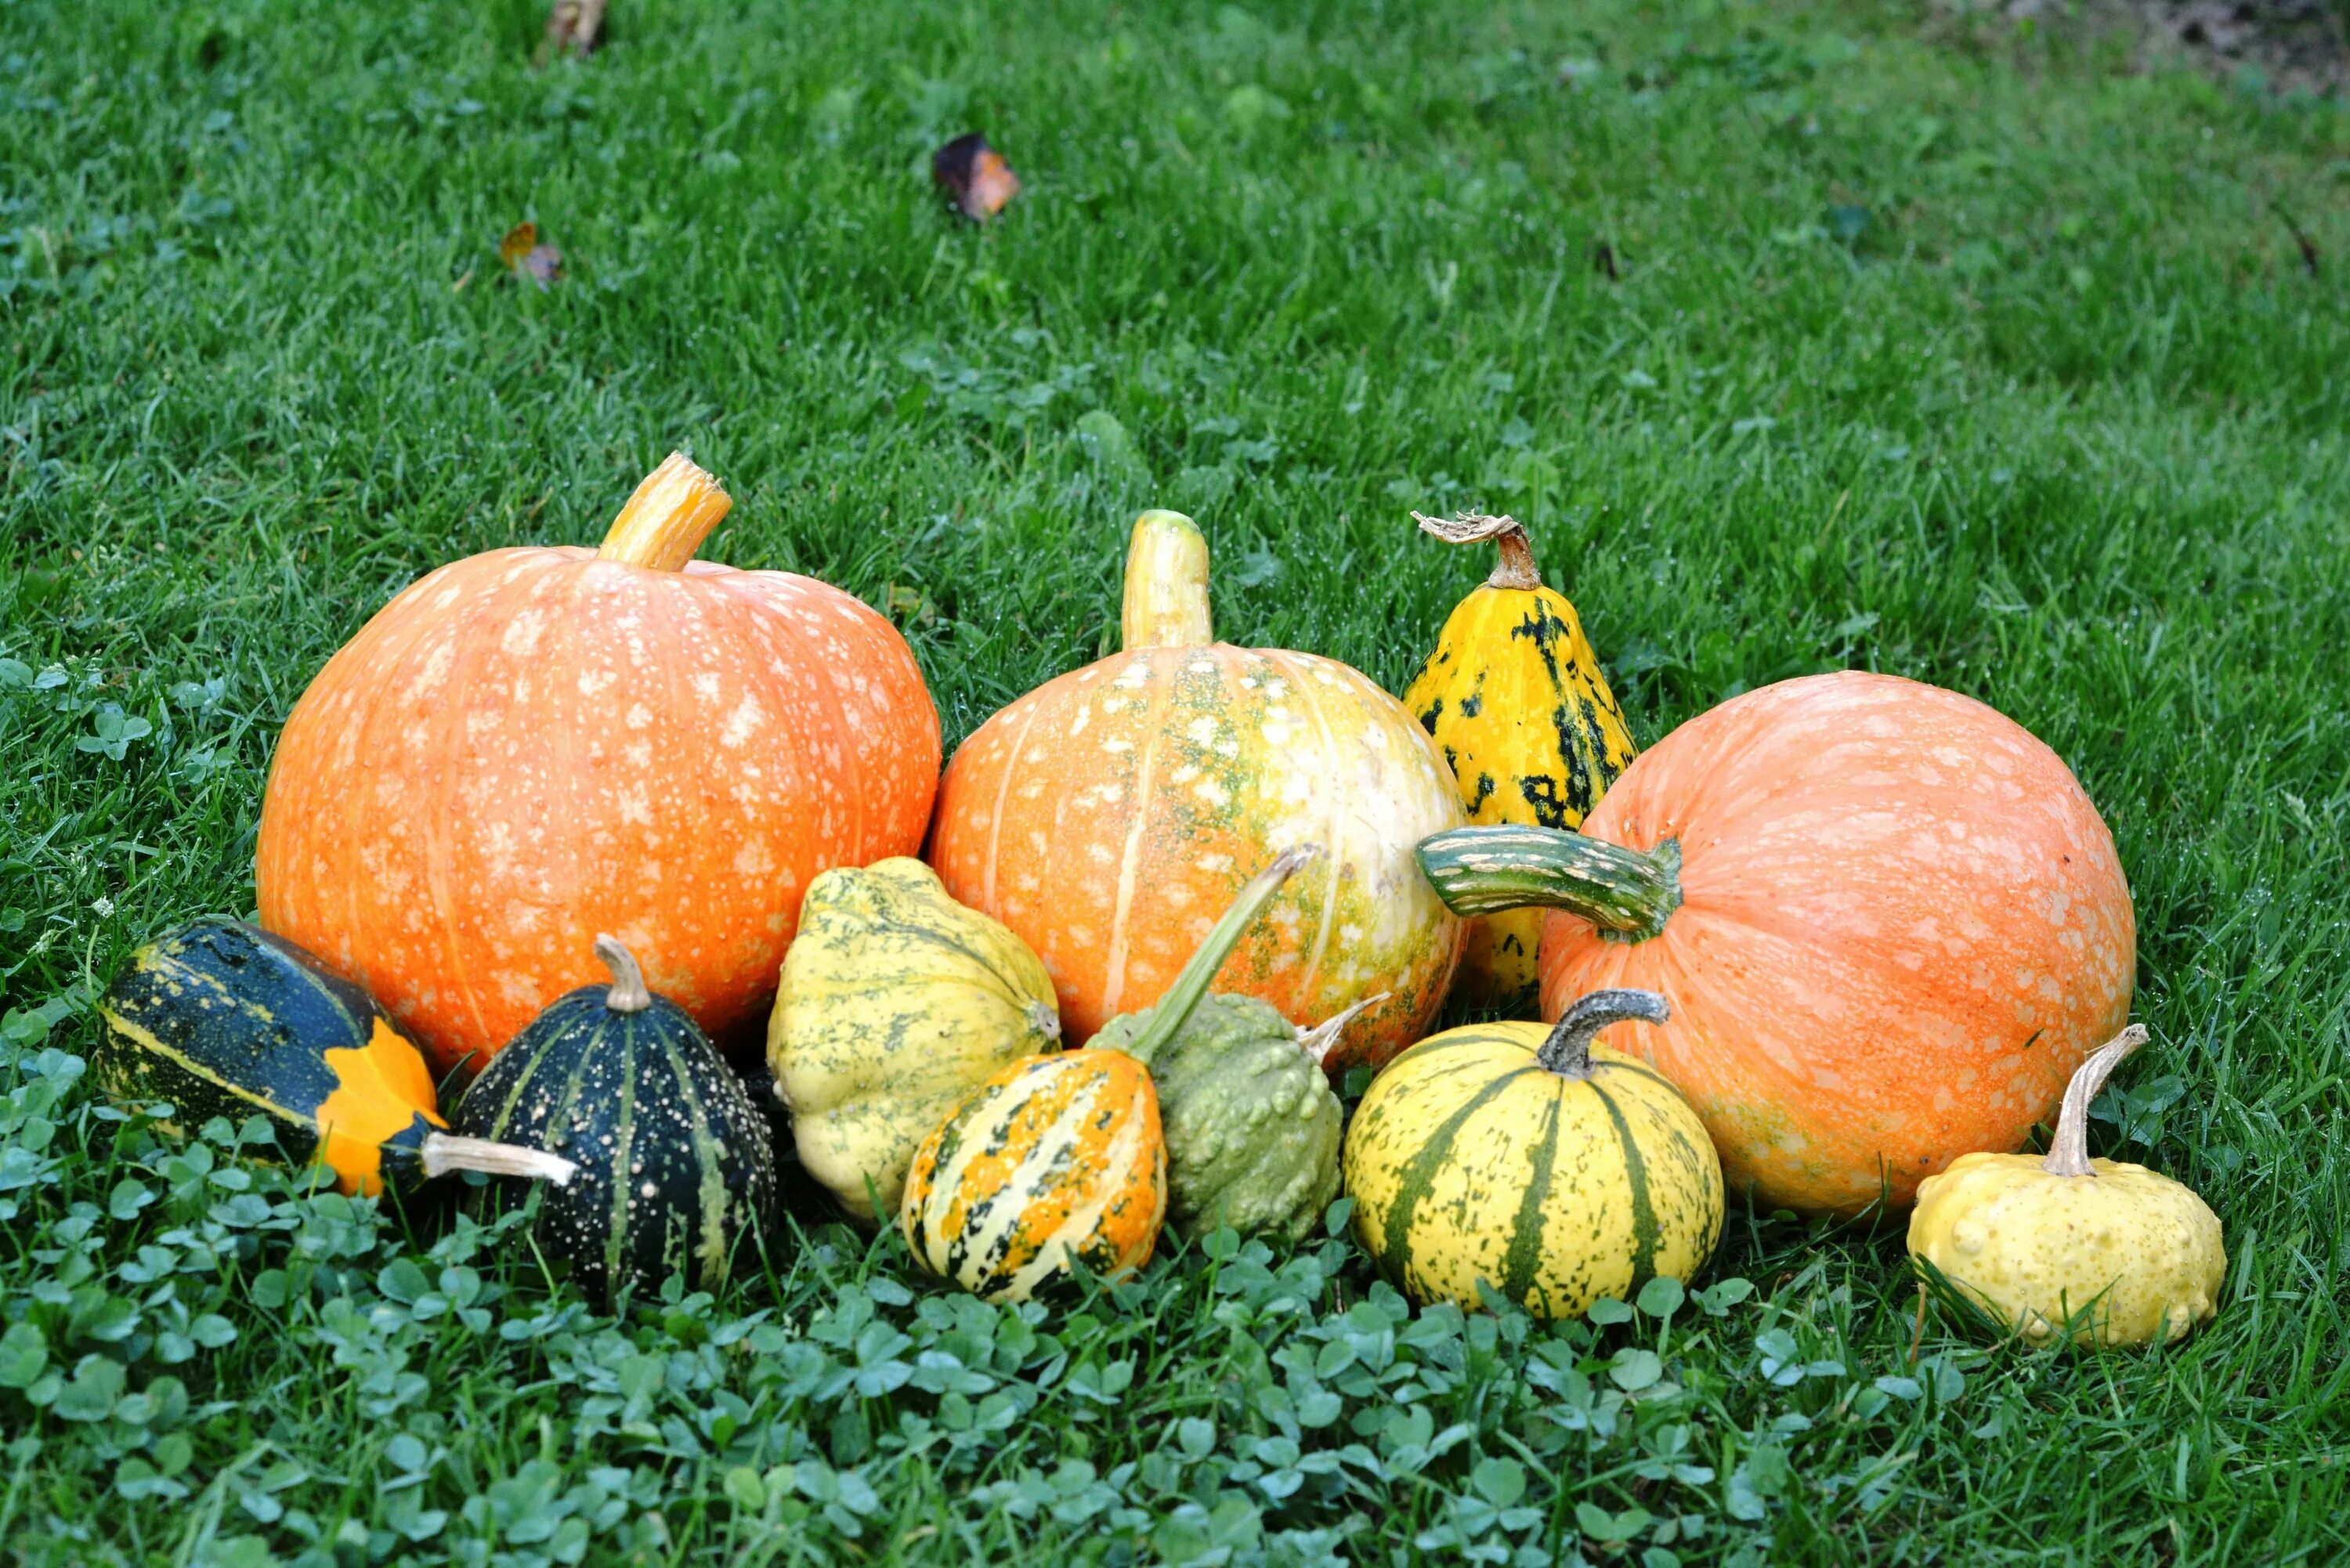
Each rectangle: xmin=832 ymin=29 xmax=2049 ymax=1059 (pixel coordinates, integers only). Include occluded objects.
xmin=691 ymin=672 xmax=721 ymax=701
xmin=625 ymin=703 xmax=653 ymax=729
xmin=720 ymin=694 xmax=765 ymax=749
xmin=577 ymin=668 xmax=616 ymax=698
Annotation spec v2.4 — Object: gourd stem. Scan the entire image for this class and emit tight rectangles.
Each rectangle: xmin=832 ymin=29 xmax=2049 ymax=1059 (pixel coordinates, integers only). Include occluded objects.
xmin=1536 ymin=988 xmax=1670 ymax=1078
xmin=420 ymin=1132 xmax=579 ymax=1187
xmin=597 ymin=453 xmax=733 ymax=572
xmin=1413 ymin=511 xmax=1542 ymax=591
xmin=594 ymin=934 xmax=653 ymax=1013
xmin=1117 ymin=847 xmax=1310 ymax=1068
xmin=1121 ymin=509 xmax=1214 ymax=651
xmin=2042 ymin=1024 xmax=2148 ymax=1179
xmin=1296 ymin=992 xmax=1390 ymax=1067
xmin=1416 ymin=825 xmax=1682 ymax=940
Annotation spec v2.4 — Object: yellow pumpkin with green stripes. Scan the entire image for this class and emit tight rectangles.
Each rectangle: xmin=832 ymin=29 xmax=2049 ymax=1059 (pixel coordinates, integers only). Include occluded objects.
xmin=1343 ymin=988 xmax=1722 ymax=1319
xmin=1401 ymin=512 xmax=1636 ymax=1014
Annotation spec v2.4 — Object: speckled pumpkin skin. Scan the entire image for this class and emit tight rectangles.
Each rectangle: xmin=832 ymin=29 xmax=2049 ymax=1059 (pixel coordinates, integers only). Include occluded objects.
xmin=451 ymin=982 xmax=776 ymax=1307
xmin=257 ymin=547 xmax=939 ymax=1075
xmin=927 ymin=645 xmax=1465 ymax=1077
xmin=1343 ymin=1022 xmax=1723 ymax=1320
xmin=1093 ymin=992 xmax=1340 ymax=1242
xmin=768 ymin=858 xmax=1061 ymax=1225
xmin=1908 ymin=1152 xmax=2224 ymax=1348
xmin=1539 ymin=671 xmax=2137 ymax=1215
xmin=97 ymin=919 xmax=451 ymax=1197
xmin=900 ymin=1050 xmax=1165 ymax=1302
xmin=1404 ymin=580 xmax=1635 ymax=1014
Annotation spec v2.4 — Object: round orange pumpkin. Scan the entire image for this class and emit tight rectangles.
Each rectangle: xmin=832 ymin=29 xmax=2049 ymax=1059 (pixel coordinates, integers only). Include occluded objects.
xmin=256 ymin=455 xmax=940 ymax=1074
xmin=927 ymin=511 xmax=1464 ymax=1076
xmin=1416 ymin=670 xmax=2135 ymax=1215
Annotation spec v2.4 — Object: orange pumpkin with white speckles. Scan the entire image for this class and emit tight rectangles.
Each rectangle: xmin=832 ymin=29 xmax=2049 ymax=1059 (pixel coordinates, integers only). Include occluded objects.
xmin=255 ymin=455 xmax=940 ymax=1074
xmin=926 ymin=511 xmax=1465 ymax=1077
xmin=1418 ymin=671 xmax=2137 ymax=1215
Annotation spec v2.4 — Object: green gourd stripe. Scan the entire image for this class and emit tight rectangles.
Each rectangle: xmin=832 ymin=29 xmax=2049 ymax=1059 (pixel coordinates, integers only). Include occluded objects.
xmin=1593 ymin=1057 xmax=1678 ymax=1092
xmin=1379 ymin=1066 xmax=1535 ymax=1292
xmin=1588 ymin=1081 xmax=1659 ymax=1288
xmin=1498 ymin=1089 xmax=1562 ymax=1307
xmin=606 ymin=1012 xmax=639 ymax=1294
xmin=665 ymin=1025 xmax=729 ymax=1284
xmin=99 ymin=1006 xmax=310 ymax=1129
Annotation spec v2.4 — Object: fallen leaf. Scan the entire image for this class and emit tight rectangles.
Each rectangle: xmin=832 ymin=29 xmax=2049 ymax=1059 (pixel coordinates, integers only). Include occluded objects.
xmin=542 ymin=0 xmax=606 ymax=60
xmin=499 ymin=222 xmax=562 ymax=288
xmin=933 ymin=132 xmax=1020 ymax=222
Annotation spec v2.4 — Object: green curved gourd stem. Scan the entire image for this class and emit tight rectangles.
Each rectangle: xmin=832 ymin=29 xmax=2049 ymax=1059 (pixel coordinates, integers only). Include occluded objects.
xmin=1535 ymin=988 xmax=1670 ymax=1080
xmin=594 ymin=934 xmax=653 ymax=1014
xmin=1115 ymin=847 xmax=1311 ymax=1068
xmin=2041 ymin=1024 xmax=2148 ymax=1179
xmin=1415 ymin=825 xmax=1682 ymax=941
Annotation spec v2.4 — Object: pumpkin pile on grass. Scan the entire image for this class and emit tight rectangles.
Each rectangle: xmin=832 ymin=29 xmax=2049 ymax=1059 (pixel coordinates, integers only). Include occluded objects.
xmin=96 ymin=468 xmax=2220 ymax=1350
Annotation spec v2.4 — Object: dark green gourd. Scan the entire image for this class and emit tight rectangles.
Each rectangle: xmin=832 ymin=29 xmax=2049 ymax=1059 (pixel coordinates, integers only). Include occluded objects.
xmin=451 ymin=937 xmax=777 ymax=1306
xmin=1090 ymin=851 xmax=1358 ymax=1243
xmin=97 ymin=919 xmax=572 ymax=1198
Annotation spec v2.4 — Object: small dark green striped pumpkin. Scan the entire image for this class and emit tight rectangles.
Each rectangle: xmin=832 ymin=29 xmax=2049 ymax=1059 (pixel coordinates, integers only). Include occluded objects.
xmin=96 ymin=919 xmax=569 ymax=1197
xmin=451 ymin=937 xmax=777 ymax=1306
xmin=1343 ymin=989 xmax=1723 ymax=1321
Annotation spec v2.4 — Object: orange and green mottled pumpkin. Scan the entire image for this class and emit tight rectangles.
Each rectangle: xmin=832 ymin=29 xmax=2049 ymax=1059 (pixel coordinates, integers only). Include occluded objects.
xmin=899 ymin=1049 xmax=1166 ymax=1302
xmin=926 ymin=510 xmax=1464 ymax=1078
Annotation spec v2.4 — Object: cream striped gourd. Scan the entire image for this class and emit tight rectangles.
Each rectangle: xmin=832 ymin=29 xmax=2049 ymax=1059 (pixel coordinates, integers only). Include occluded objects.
xmin=900 ymin=1048 xmax=1165 ymax=1302
xmin=1343 ymin=989 xmax=1723 ymax=1320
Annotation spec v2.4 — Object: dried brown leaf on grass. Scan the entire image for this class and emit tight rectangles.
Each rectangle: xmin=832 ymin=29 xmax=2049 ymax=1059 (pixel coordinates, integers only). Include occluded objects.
xmin=541 ymin=0 xmax=607 ymax=62
xmin=499 ymin=222 xmax=563 ymax=287
xmin=933 ymin=133 xmax=1021 ymax=222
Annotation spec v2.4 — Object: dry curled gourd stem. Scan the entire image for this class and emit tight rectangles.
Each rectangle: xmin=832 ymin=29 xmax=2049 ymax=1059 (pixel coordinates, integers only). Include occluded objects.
xmin=1122 ymin=509 xmax=1214 ymax=651
xmin=594 ymin=934 xmax=654 ymax=1014
xmin=419 ymin=1132 xmax=579 ymax=1187
xmin=1536 ymin=988 xmax=1670 ymax=1079
xmin=1296 ymin=992 xmax=1390 ymax=1067
xmin=597 ymin=453 xmax=733 ymax=572
xmin=1116 ymin=847 xmax=1311 ymax=1068
xmin=1413 ymin=511 xmax=1542 ymax=591
xmin=2041 ymin=1023 xmax=2149 ymax=1178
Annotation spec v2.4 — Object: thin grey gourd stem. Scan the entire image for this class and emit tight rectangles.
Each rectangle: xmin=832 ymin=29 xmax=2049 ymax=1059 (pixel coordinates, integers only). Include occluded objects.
xmin=595 ymin=934 xmax=653 ymax=1013
xmin=1118 ymin=847 xmax=1311 ymax=1068
xmin=419 ymin=1132 xmax=580 ymax=1187
xmin=1412 ymin=511 xmax=1541 ymax=591
xmin=2041 ymin=1024 xmax=2148 ymax=1179
xmin=1536 ymin=988 xmax=1670 ymax=1079
xmin=1296 ymin=992 xmax=1390 ymax=1067
xmin=1416 ymin=824 xmax=1682 ymax=941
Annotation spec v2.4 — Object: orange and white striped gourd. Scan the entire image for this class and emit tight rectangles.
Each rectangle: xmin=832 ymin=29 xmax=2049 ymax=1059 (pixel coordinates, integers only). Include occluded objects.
xmin=900 ymin=1049 xmax=1166 ymax=1302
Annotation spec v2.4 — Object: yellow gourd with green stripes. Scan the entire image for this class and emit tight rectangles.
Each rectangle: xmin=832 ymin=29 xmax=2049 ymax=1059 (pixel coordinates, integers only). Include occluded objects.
xmin=1401 ymin=513 xmax=1636 ymax=1013
xmin=1343 ymin=989 xmax=1721 ymax=1320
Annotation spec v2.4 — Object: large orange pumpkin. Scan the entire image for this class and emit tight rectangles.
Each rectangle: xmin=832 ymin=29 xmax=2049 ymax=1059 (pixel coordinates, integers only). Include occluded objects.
xmin=256 ymin=455 xmax=940 ymax=1074
xmin=927 ymin=511 xmax=1464 ymax=1076
xmin=1416 ymin=670 xmax=2135 ymax=1215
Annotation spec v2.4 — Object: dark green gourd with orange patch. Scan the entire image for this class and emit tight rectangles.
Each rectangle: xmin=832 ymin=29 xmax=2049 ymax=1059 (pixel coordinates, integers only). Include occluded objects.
xmin=96 ymin=920 xmax=571 ymax=1197
xmin=452 ymin=938 xmax=776 ymax=1306
xmin=1401 ymin=513 xmax=1636 ymax=1013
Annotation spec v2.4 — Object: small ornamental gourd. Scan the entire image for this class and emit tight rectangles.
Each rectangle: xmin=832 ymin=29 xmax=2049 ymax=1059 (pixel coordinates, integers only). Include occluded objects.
xmin=1416 ymin=670 xmax=2137 ymax=1215
xmin=1401 ymin=511 xmax=1636 ymax=1013
xmin=1090 ymin=851 xmax=1361 ymax=1243
xmin=767 ymin=858 xmax=1062 ymax=1224
xmin=1907 ymin=1026 xmax=2225 ymax=1349
xmin=258 ymin=453 xmax=941 ymax=1074
xmin=1344 ymin=989 xmax=1723 ymax=1320
xmin=452 ymin=938 xmax=777 ymax=1306
xmin=927 ymin=508 xmax=1465 ymax=1076
xmin=96 ymin=920 xmax=574 ymax=1198
xmin=900 ymin=1049 xmax=1166 ymax=1303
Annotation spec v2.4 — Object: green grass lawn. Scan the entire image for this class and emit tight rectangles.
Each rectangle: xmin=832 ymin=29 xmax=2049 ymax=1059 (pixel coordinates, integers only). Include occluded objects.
xmin=5 ymin=0 xmax=2349 ymax=1561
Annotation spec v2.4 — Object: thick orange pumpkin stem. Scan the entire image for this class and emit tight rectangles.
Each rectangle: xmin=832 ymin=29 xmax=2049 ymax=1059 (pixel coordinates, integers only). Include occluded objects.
xmin=1536 ymin=988 xmax=1668 ymax=1078
xmin=1122 ymin=509 xmax=1214 ymax=651
xmin=1414 ymin=511 xmax=1541 ymax=591
xmin=598 ymin=453 xmax=733 ymax=571
xmin=2041 ymin=1024 xmax=2147 ymax=1179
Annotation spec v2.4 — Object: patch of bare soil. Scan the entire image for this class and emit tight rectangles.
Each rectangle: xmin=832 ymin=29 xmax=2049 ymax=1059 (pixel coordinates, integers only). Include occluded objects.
xmin=1945 ymin=0 xmax=2350 ymax=95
